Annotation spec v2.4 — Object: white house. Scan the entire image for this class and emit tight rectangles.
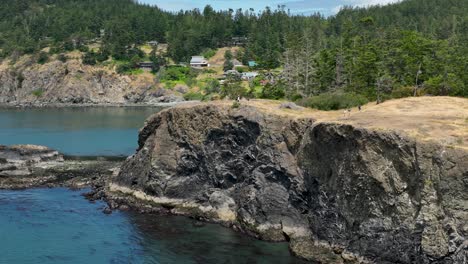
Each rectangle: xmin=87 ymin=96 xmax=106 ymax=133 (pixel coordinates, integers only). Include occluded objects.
xmin=190 ymin=56 xmax=209 ymax=67
xmin=242 ymin=72 xmax=259 ymax=80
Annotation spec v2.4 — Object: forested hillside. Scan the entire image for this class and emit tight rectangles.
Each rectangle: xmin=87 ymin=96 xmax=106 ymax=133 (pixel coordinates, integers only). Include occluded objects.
xmin=0 ymin=0 xmax=467 ymax=106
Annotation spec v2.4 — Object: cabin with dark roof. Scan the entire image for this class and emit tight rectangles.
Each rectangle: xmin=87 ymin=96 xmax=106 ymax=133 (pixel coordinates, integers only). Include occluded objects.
xmin=138 ymin=62 xmax=154 ymax=70
xmin=231 ymin=36 xmax=248 ymax=46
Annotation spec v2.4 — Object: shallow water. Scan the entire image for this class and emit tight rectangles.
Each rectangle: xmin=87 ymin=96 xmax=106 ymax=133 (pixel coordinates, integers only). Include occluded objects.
xmin=0 ymin=107 xmax=164 ymax=156
xmin=0 ymin=188 xmax=306 ymax=264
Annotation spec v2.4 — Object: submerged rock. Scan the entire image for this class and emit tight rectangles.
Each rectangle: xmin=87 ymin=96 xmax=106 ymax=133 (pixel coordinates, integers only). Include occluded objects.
xmin=108 ymin=103 xmax=467 ymax=263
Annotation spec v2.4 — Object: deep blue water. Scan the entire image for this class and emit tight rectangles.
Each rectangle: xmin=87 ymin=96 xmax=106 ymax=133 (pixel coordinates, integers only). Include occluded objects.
xmin=0 ymin=107 xmax=163 ymax=156
xmin=0 ymin=188 xmax=305 ymax=264
xmin=0 ymin=107 xmax=306 ymax=263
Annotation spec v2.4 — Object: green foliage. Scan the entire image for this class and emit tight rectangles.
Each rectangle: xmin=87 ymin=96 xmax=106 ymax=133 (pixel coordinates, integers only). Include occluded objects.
xmin=202 ymin=68 xmax=217 ymax=74
xmin=235 ymin=66 xmax=248 ymax=73
xmin=57 ymin=54 xmax=67 ymax=63
xmin=96 ymin=50 xmax=110 ymax=62
xmin=202 ymin=48 xmax=217 ymax=59
xmin=116 ymin=63 xmax=132 ymax=74
xmin=82 ymin=52 xmax=97 ymax=65
xmin=183 ymin=91 xmax=205 ymax=101
xmin=221 ymin=81 xmax=246 ymax=99
xmin=223 ymin=60 xmax=234 ymax=72
xmin=149 ymin=50 xmax=165 ymax=73
xmin=423 ymin=74 xmax=465 ymax=96
xmin=300 ymin=93 xmax=368 ymax=111
xmin=160 ymin=66 xmax=192 ymax=81
xmin=290 ymin=93 xmax=303 ymax=102
xmin=391 ymin=86 xmax=414 ymax=99
xmin=37 ymin=52 xmax=49 ymax=64
xmin=232 ymin=101 xmax=241 ymax=109
xmin=224 ymin=50 xmax=233 ymax=60
xmin=204 ymin=79 xmax=221 ymax=94
xmin=261 ymin=82 xmax=286 ymax=100
xmin=31 ymin=88 xmax=44 ymax=97
xmin=0 ymin=0 xmax=466 ymax=101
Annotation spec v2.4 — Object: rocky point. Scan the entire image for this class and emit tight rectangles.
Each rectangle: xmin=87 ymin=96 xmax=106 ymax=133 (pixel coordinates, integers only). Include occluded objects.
xmin=107 ymin=102 xmax=467 ymax=264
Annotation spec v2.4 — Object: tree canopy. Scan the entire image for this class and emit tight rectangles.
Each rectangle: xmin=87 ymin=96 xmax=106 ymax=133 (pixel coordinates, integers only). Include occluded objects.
xmin=1 ymin=0 xmax=467 ymax=100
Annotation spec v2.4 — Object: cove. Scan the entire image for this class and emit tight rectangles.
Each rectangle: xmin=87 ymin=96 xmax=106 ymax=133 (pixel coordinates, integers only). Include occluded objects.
xmin=0 ymin=107 xmax=164 ymax=156
xmin=0 ymin=188 xmax=306 ymax=264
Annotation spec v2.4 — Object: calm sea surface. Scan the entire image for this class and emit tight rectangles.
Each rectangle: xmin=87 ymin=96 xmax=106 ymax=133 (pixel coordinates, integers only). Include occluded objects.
xmin=0 ymin=188 xmax=306 ymax=264
xmin=0 ymin=107 xmax=164 ymax=156
xmin=0 ymin=107 xmax=306 ymax=264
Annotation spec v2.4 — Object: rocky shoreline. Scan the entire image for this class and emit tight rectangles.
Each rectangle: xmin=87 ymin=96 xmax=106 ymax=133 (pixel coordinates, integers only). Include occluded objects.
xmin=0 ymin=58 xmax=186 ymax=105
xmin=0 ymin=100 xmax=198 ymax=109
xmin=1 ymin=101 xmax=467 ymax=264
xmin=0 ymin=145 xmax=120 ymax=190
xmin=104 ymin=103 xmax=467 ymax=264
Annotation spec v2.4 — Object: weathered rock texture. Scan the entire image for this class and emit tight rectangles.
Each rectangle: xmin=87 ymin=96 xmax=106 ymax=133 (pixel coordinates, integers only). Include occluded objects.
xmin=110 ymin=104 xmax=467 ymax=263
xmin=0 ymin=145 xmax=120 ymax=189
xmin=0 ymin=57 xmax=183 ymax=105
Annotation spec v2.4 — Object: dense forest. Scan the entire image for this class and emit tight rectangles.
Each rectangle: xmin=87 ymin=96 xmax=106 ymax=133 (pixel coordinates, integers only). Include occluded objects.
xmin=0 ymin=0 xmax=467 ymax=106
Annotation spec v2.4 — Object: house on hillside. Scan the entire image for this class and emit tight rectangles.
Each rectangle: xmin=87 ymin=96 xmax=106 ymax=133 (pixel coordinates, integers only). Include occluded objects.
xmin=190 ymin=56 xmax=209 ymax=67
xmin=248 ymin=61 xmax=258 ymax=68
xmin=138 ymin=62 xmax=154 ymax=70
xmin=147 ymin=40 xmax=159 ymax=47
xmin=231 ymin=36 xmax=248 ymax=46
xmin=242 ymin=72 xmax=259 ymax=81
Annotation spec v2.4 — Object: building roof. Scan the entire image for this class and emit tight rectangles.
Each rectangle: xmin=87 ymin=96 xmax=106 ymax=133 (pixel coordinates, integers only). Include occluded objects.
xmin=242 ymin=72 xmax=259 ymax=78
xmin=248 ymin=61 xmax=258 ymax=67
xmin=190 ymin=56 xmax=207 ymax=64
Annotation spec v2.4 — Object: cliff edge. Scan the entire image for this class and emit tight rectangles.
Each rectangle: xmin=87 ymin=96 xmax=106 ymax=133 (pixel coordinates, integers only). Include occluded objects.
xmin=108 ymin=97 xmax=467 ymax=263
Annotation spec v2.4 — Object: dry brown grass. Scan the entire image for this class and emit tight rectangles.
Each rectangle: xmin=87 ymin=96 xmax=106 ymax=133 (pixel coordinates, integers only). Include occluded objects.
xmin=178 ymin=97 xmax=468 ymax=149
xmin=208 ymin=47 xmax=241 ymax=67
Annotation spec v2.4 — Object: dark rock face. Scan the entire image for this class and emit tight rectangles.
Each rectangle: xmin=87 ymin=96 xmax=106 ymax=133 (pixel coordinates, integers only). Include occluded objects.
xmin=298 ymin=124 xmax=467 ymax=263
xmin=111 ymin=104 xmax=467 ymax=263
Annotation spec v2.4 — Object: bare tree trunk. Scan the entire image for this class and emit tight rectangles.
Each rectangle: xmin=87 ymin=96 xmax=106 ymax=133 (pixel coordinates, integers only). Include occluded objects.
xmin=414 ymin=62 xmax=422 ymax=97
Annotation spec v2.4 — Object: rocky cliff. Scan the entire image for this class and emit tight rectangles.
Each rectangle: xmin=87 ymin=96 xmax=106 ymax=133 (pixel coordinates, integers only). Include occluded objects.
xmin=109 ymin=102 xmax=467 ymax=263
xmin=0 ymin=56 xmax=183 ymax=105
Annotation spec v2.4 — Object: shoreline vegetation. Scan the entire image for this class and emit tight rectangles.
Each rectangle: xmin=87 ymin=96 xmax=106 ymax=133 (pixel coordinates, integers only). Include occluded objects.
xmin=1 ymin=0 xmax=467 ymax=263
xmin=1 ymin=0 xmax=466 ymax=110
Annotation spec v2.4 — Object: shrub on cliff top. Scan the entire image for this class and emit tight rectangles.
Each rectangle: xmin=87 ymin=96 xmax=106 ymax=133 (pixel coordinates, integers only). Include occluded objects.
xmin=300 ymin=93 xmax=368 ymax=111
xmin=37 ymin=51 xmax=49 ymax=64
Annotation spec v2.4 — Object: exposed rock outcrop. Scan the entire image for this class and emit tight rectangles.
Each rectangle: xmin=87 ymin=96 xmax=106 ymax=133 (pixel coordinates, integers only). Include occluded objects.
xmin=0 ymin=145 xmax=120 ymax=189
xmin=0 ymin=57 xmax=184 ymax=105
xmin=109 ymin=103 xmax=467 ymax=263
